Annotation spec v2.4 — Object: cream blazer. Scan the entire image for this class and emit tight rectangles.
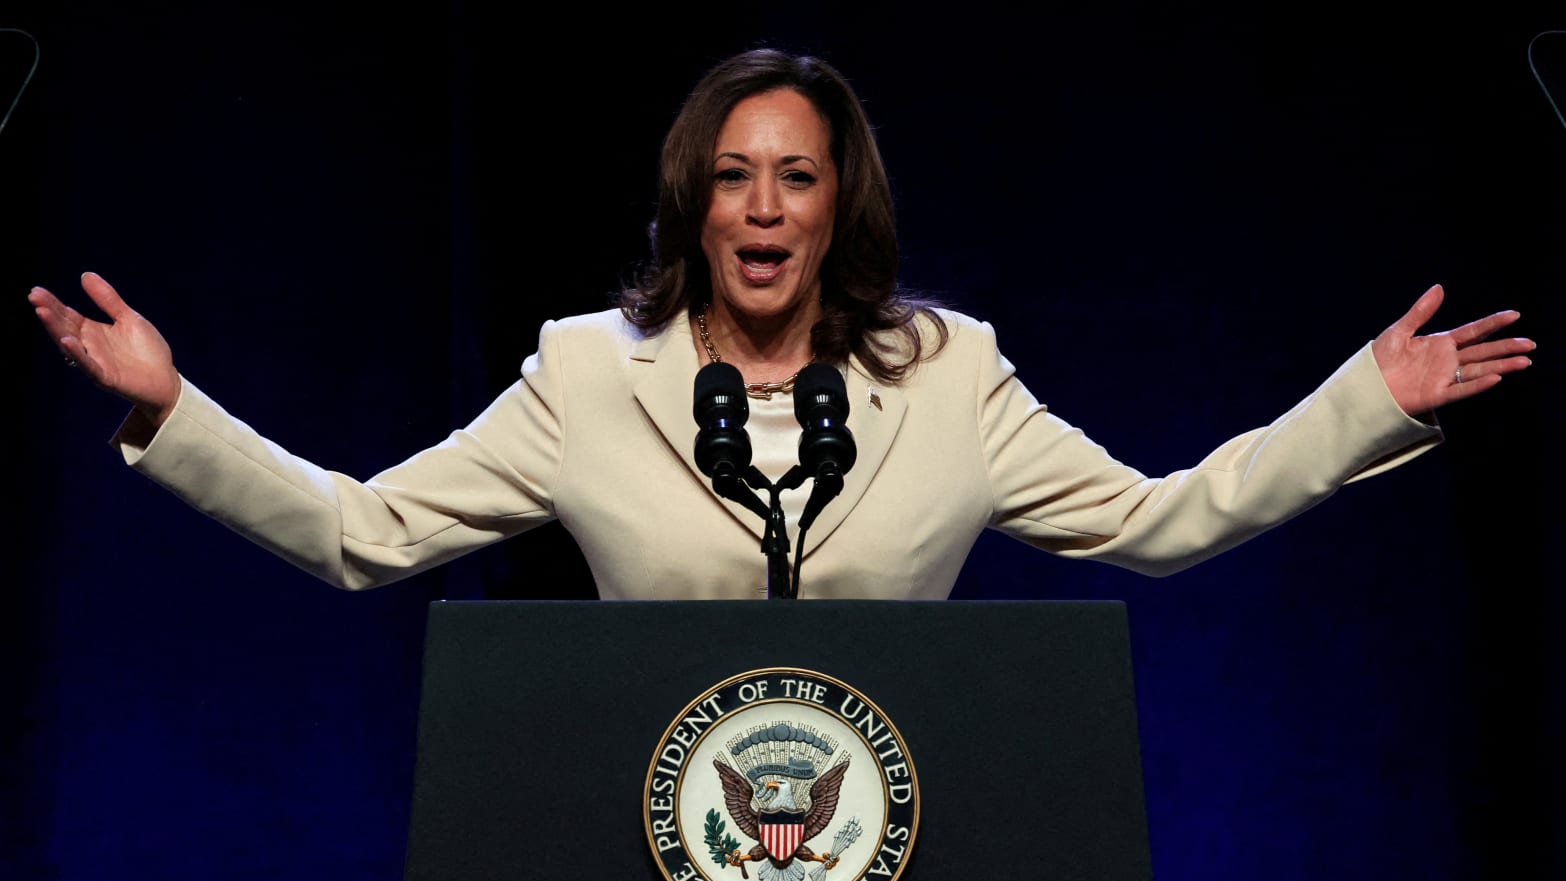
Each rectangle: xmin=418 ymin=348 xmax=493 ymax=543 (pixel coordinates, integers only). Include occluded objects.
xmin=115 ymin=309 xmax=1442 ymax=600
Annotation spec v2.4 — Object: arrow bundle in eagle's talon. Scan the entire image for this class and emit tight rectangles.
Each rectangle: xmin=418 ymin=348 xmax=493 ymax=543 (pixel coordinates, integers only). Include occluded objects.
xmin=808 ymin=817 xmax=863 ymax=880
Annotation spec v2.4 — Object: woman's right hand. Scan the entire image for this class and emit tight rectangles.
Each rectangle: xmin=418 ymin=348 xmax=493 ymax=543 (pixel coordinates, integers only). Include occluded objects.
xmin=29 ymin=271 xmax=182 ymax=427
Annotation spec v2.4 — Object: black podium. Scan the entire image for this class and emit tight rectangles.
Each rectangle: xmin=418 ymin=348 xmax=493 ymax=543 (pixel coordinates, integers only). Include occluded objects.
xmin=403 ymin=600 xmax=1151 ymax=880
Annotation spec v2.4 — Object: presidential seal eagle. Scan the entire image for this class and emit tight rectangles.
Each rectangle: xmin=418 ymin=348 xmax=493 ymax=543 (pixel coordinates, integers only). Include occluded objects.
xmin=713 ymin=755 xmax=849 ymax=881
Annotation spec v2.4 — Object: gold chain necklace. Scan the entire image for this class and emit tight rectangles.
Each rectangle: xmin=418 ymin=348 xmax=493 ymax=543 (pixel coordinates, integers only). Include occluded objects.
xmin=696 ymin=303 xmax=808 ymax=400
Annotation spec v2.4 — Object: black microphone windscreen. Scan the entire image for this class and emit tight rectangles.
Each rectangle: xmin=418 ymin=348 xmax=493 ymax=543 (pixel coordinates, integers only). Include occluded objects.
xmin=694 ymin=361 xmax=748 ymax=424
xmin=793 ymin=363 xmax=848 ymax=424
xmin=793 ymin=363 xmax=855 ymax=477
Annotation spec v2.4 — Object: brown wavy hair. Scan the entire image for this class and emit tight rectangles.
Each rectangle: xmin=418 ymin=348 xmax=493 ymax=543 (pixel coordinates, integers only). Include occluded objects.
xmin=617 ymin=48 xmax=947 ymax=383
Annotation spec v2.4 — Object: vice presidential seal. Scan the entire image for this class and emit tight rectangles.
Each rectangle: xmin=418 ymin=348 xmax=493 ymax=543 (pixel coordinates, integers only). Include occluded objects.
xmin=644 ymin=668 xmax=919 ymax=881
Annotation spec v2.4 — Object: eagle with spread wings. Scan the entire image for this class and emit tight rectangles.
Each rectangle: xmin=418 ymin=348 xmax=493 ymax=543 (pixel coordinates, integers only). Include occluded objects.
xmin=714 ymin=757 xmax=850 ymax=879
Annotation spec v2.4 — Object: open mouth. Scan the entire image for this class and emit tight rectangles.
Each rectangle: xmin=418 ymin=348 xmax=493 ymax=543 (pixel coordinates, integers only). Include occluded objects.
xmin=737 ymin=246 xmax=790 ymax=282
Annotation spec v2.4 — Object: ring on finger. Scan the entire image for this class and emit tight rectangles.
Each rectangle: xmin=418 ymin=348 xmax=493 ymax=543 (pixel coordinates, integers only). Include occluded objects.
xmin=1454 ymin=365 xmax=1463 ymax=384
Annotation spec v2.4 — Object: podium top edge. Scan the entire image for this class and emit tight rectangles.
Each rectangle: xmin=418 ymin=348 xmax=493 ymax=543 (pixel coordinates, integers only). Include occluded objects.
xmin=426 ymin=598 xmax=1129 ymax=609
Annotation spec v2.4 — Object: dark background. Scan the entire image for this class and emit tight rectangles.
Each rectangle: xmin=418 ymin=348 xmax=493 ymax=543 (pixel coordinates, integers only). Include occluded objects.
xmin=5 ymin=2 xmax=1561 ymax=879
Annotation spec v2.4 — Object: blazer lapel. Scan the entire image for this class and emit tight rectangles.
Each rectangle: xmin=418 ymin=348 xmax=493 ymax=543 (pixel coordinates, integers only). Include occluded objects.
xmin=797 ymin=359 xmax=906 ymax=555
xmin=631 ymin=319 xmax=769 ymax=541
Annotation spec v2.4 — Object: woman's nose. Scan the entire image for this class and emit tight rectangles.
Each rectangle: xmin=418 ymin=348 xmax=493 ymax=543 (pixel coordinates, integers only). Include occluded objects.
xmin=746 ymin=182 xmax=782 ymax=228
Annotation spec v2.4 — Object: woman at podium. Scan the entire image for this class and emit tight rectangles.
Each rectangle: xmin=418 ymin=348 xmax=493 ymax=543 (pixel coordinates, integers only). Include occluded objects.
xmin=26 ymin=49 xmax=1535 ymax=600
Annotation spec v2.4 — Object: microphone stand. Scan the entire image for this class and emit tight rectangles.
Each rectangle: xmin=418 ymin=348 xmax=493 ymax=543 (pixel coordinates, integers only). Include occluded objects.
xmin=704 ymin=462 xmax=803 ymax=600
xmin=789 ymin=462 xmax=844 ymax=598
xmin=710 ymin=462 xmax=836 ymax=601
xmin=708 ymin=461 xmax=770 ymax=522
xmin=764 ymin=466 xmax=808 ymax=599
xmin=694 ymin=358 xmax=852 ymax=600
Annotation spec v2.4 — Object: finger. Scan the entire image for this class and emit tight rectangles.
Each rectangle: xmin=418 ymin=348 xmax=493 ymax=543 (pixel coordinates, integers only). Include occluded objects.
xmin=1453 ymin=351 xmax=1532 ymax=385
xmin=1456 ymin=354 xmax=1534 ymax=385
xmin=1445 ymin=371 xmax=1503 ymax=402
xmin=29 ymin=286 xmax=86 ymax=340
xmin=58 ymin=334 xmax=96 ymax=372
xmin=31 ymin=287 xmax=106 ymax=378
xmin=28 ymin=285 xmax=71 ymax=317
xmin=1389 ymin=284 xmax=1444 ymax=337
xmin=1456 ymin=337 xmax=1536 ymax=365
xmin=1449 ymin=309 xmax=1522 ymax=347
xmin=80 ymin=271 xmax=133 ymax=321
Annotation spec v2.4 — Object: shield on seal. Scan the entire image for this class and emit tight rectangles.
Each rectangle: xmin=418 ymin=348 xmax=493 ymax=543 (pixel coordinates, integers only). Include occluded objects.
xmin=758 ymin=810 xmax=805 ymax=861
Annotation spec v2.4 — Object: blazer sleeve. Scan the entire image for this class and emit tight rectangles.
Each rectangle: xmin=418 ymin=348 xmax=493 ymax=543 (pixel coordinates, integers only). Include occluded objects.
xmin=976 ymin=321 xmax=1444 ymax=576
xmin=113 ymin=320 xmax=573 ymax=590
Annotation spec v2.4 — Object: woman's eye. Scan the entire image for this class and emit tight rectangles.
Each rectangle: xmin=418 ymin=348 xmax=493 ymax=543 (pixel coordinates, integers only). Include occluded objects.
xmin=782 ymin=170 xmax=817 ymax=187
xmin=714 ymin=168 xmax=747 ymax=186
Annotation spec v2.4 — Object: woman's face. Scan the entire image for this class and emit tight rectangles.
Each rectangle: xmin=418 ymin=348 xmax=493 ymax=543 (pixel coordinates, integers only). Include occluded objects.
xmin=700 ymin=89 xmax=838 ymax=326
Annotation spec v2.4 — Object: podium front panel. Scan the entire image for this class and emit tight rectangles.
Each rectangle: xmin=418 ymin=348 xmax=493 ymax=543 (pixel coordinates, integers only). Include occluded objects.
xmin=404 ymin=599 xmax=1150 ymax=880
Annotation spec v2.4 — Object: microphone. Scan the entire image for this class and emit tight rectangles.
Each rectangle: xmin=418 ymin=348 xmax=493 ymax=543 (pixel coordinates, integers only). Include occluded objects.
xmin=693 ymin=362 xmax=768 ymax=519
xmin=793 ymin=363 xmax=856 ymax=530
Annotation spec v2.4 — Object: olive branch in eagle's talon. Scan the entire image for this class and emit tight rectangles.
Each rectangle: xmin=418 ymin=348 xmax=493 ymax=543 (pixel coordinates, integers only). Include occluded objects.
xmin=705 ymin=808 xmax=748 ymax=877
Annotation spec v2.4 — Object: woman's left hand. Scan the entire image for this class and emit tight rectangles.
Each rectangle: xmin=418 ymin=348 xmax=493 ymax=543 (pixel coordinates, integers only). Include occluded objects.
xmin=1371 ymin=284 xmax=1535 ymax=416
